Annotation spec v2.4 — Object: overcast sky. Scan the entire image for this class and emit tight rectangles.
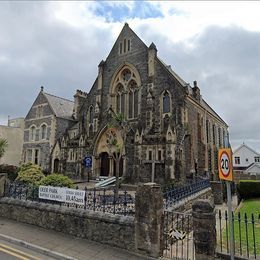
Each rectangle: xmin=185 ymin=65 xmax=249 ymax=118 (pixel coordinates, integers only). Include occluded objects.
xmin=0 ymin=1 xmax=260 ymax=151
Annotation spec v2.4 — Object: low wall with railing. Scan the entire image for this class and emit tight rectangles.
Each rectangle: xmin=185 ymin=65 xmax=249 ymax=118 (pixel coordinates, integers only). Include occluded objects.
xmin=0 ymin=197 xmax=135 ymax=251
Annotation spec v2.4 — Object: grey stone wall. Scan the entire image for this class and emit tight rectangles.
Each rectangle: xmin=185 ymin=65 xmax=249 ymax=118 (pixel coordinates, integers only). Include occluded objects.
xmin=0 ymin=198 xmax=135 ymax=251
xmin=210 ymin=181 xmax=223 ymax=205
xmin=192 ymin=199 xmax=216 ymax=260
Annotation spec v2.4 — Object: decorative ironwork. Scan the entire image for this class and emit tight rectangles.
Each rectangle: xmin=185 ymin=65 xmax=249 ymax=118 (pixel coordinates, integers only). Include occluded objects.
xmin=217 ymin=209 xmax=259 ymax=259
xmin=163 ymin=211 xmax=194 ymax=259
xmin=4 ymin=182 xmax=135 ymax=216
xmin=164 ymin=177 xmax=210 ymax=209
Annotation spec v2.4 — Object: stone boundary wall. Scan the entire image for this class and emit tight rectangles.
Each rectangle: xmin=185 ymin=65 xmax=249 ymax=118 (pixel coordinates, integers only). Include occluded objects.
xmin=0 ymin=198 xmax=135 ymax=251
xmin=166 ymin=187 xmax=213 ymax=212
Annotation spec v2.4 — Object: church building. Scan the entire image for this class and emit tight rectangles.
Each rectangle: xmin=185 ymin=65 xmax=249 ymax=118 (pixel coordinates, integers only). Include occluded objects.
xmin=50 ymin=23 xmax=229 ymax=184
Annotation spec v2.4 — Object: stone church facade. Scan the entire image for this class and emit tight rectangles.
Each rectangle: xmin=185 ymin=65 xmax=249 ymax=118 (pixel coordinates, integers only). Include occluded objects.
xmin=53 ymin=23 xmax=228 ymax=184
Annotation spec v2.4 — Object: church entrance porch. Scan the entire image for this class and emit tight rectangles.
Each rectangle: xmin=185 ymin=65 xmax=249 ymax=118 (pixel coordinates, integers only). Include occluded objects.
xmin=100 ymin=152 xmax=110 ymax=176
xmin=99 ymin=152 xmax=124 ymax=177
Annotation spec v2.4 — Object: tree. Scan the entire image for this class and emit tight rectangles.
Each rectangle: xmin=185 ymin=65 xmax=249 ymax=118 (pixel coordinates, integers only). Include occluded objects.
xmin=0 ymin=138 xmax=8 ymax=161
xmin=106 ymin=113 xmax=131 ymax=197
xmin=39 ymin=173 xmax=74 ymax=188
xmin=16 ymin=162 xmax=45 ymax=185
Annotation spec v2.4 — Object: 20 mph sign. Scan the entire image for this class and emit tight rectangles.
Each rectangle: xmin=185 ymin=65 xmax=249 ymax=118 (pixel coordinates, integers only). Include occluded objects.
xmin=218 ymin=148 xmax=233 ymax=181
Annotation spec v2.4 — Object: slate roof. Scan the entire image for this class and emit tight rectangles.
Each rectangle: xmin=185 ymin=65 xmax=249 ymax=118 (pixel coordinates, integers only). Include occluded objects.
xmin=44 ymin=93 xmax=74 ymax=120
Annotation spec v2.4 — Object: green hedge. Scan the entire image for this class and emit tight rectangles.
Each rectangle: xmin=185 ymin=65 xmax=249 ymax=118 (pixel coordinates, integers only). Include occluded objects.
xmin=237 ymin=180 xmax=260 ymax=199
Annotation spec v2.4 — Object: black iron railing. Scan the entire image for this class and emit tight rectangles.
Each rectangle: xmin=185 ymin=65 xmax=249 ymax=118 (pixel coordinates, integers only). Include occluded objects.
xmin=164 ymin=178 xmax=210 ymax=209
xmin=4 ymin=182 xmax=135 ymax=216
xmin=217 ymin=210 xmax=259 ymax=259
xmin=163 ymin=211 xmax=194 ymax=260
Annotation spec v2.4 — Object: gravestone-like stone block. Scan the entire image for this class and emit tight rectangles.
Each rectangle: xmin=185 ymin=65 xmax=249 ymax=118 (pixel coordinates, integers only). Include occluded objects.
xmin=135 ymin=182 xmax=164 ymax=258
xmin=192 ymin=199 xmax=216 ymax=260
xmin=210 ymin=181 xmax=223 ymax=205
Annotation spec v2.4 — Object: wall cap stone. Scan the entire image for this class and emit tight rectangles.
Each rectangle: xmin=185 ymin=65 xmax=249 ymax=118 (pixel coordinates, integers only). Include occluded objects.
xmin=192 ymin=199 xmax=214 ymax=213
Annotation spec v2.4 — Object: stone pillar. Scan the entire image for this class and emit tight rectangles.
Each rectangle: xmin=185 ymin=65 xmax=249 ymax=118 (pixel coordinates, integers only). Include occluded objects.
xmin=135 ymin=182 xmax=164 ymax=258
xmin=210 ymin=181 xmax=223 ymax=205
xmin=0 ymin=173 xmax=7 ymax=197
xmin=192 ymin=199 xmax=216 ymax=260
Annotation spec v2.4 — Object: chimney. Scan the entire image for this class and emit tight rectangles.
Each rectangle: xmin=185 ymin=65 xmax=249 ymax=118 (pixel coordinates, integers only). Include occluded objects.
xmin=192 ymin=80 xmax=201 ymax=102
xmin=73 ymin=90 xmax=87 ymax=120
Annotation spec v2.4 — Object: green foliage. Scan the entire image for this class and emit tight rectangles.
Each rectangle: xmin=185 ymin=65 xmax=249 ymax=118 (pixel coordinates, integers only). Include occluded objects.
xmin=16 ymin=162 xmax=45 ymax=185
xmin=237 ymin=180 xmax=260 ymax=199
xmin=39 ymin=173 xmax=74 ymax=188
xmin=0 ymin=164 xmax=18 ymax=181
xmin=0 ymin=138 xmax=8 ymax=159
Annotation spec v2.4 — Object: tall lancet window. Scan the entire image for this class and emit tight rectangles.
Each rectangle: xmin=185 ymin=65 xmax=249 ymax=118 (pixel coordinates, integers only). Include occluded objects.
xmin=128 ymin=80 xmax=138 ymax=119
xmin=116 ymin=83 xmax=125 ymax=115
xmin=163 ymin=91 xmax=170 ymax=113
xmin=89 ymin=106 xmax=94 ymax=124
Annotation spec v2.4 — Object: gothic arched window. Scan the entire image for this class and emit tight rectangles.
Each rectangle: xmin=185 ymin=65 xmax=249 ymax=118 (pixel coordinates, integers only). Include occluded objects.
xmin=128 ymin=80 xmax=138 ymax=118
xmin=163 ymin=91 xmax=170 ymax=113
xmin=116 ymin=83 xmax=125 ymax=114
xmin=111 ymin=65 xmax=141 ymax=119
xmin=89 ymin=106 xmax=94 ymax=124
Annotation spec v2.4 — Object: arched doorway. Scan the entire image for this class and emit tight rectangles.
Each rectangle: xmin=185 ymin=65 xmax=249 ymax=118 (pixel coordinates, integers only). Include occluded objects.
xmin=100 ymin=152 xmax=110 ymax=176
xmin=54 ymin=159 xmax=60 ymax=173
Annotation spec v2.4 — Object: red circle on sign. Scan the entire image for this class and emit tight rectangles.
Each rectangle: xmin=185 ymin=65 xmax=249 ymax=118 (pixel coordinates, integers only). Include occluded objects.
xmin=220 ymin=151 xmax=231 ymax=177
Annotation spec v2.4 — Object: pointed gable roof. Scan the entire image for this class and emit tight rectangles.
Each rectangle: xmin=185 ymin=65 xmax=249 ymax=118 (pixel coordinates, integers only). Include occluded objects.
xmin=105 ymin=22 xmax=148 ymax=61
xmin=233 ymin=143 xmax=260 ymax=156
xmin=43 ymin=92 xmax=74 ymax=120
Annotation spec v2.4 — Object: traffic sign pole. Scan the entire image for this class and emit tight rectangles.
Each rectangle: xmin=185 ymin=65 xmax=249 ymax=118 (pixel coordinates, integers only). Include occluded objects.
xmin=227 ymin=181 xmax=234 ymax=260
xmin=219 ymin=136 xmax=235 ymax=260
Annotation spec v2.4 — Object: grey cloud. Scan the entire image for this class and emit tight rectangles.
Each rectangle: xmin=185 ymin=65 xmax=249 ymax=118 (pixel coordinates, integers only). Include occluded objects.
xmin=0 ymin=2 xmax=112 ymax=123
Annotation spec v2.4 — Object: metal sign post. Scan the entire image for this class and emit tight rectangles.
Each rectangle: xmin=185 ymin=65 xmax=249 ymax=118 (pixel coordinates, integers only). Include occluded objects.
xmin=218 ymin=147 xmax=234 ymax=260
xmin=84 ymin=156 xmax=92 ymax=182
xmin=226 ymin=181 xmax=234 ymax=260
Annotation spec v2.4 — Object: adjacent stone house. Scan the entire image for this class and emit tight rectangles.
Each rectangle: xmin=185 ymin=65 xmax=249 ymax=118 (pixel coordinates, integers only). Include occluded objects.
xmin=57 ymin=23 xmax=228 ymax=184
xmin=22 ymin=87 xmax=76 ymax=172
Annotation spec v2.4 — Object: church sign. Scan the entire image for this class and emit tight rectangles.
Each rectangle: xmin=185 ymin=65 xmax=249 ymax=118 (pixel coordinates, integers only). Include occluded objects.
xmin=39 ymin=186 xmax=85 ymax=205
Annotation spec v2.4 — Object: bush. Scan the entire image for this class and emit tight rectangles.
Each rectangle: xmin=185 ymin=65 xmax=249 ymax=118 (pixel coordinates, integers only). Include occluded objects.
xmin=0 ymin=164 xmax=18 ymax=181
xmin=38 ymin=173 xmax=74 ymax=188
xmin=16 ymin=162 xmax=45 ymax=185
xmin=237 ymin=180 xmax=260 ymax=199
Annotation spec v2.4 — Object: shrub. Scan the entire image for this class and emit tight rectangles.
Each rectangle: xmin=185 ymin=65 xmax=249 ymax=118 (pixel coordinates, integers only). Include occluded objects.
xmin=0 ymin=164 xmax=18 ymax=181
xmin=39 ymin=173 xmax=74 ymax=188
xmin=237 ymin=180 xmax=260 ymax=199
xmin=16 ymin=162 xmax=45 ymax=185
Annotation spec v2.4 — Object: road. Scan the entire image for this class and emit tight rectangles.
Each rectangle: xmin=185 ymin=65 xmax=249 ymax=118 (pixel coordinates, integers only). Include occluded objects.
xmin=0 ymin=239 xmax=55 ymax=260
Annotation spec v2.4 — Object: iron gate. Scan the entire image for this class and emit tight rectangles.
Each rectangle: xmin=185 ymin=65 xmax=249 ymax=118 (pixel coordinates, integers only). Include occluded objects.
xmin=162 ymin=211 xmax=195 ymax=259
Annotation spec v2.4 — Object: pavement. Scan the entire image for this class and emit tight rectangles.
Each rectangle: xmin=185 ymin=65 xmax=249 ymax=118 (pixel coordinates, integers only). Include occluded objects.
xmin=0 ymin=217 xmax=151 ymax=260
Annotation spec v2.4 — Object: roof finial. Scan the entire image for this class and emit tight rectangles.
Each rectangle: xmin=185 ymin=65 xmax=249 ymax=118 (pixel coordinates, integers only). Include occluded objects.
xmin=41 ymin=86 xmax=44 ymax=92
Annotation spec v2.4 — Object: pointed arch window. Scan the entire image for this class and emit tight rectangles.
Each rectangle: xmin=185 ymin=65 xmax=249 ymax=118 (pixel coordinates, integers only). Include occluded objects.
xmin=111 ymin=65 xmax=140 ymax=119
xmin=163 ymin=91 xmax=170 ymax=113
xmin=128 ymin=80 xmax=138 ymax=119
xmin=89 ymin=106 xmax=94 ymax=124
xmin=116 ymin=83 xmax=125 ymax=115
